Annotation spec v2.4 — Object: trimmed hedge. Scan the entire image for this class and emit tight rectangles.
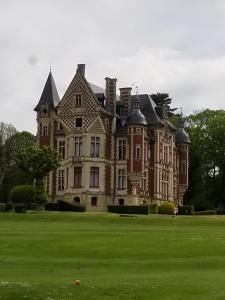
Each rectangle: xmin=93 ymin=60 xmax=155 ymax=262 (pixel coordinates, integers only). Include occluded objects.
xmin=149 ymin=204 xmax=159 ymax=214
xmin=0 ymin=203 xmax=6 ymax=212
xmin=108 ymin=205 xmax=149 ymax=215
xmin=9 ymin=185 xmax=35 ymax=205
xmin=45 ymin=200 xmax=85 ymax=212
xmin=57 ymin=200 xmax=85 ymax=212
xmin=14 ymin=204 xmax=27 ymax=213
xmin=194 ymin=210 xmax=217 ymax=215
xmin=178 ymin=205 xmax=194 ymax=215
xmin=159 ymin=201 xmax=175 ymax=215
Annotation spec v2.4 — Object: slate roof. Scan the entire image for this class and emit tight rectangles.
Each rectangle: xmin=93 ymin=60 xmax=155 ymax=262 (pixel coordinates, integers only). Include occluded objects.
xmin=175 ymin=128 xmax=191 ymax=144
xmin=34 ymin=71 xmax=60 ymax=111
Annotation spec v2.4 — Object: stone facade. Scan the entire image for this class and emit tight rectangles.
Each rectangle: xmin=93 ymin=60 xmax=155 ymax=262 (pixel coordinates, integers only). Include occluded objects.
xmin=34 ymin=64 xmax=190 ymax=211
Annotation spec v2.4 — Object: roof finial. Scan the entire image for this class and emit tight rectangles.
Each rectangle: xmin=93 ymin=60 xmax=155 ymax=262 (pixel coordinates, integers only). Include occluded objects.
xmin=50 ymin=65 xmax=52 ymax=73
xmin=179 ymin=107 xmax=185 ymax=128
xmin=135 ymin=86 xmax=139 ymax=95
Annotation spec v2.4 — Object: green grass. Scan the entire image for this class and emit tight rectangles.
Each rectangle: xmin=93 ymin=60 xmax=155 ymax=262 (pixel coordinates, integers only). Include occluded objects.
xmin=1 ymin=213 xmax=225 ymax=299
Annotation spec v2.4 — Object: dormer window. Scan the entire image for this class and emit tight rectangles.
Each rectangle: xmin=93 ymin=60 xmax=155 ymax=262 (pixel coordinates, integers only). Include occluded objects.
xmin=74 ymin=94 xmax=82 ymax=107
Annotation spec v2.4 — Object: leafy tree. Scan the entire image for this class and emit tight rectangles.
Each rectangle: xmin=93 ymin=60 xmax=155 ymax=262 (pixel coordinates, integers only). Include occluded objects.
xmin=150 ymin=93 xmax=177 ymax=116
xmin=0 ymin=130 xmax=36 ymax=202
xmin=17 ymin=146 xmax=60 ymax=203
xmin=184 ymin=109 xmax=225 ymax=209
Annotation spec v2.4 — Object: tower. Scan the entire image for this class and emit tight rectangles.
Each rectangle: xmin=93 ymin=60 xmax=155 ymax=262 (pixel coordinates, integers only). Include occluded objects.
xmin=126 ymin=95 xmax=148 ymax=204
xmin=175 ymin=114 xmax=191 ymax=205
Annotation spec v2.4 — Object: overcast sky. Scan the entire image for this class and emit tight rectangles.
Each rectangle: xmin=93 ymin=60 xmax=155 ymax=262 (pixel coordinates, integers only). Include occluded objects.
xmin=1 ymin=0 xmax=225 ymax=134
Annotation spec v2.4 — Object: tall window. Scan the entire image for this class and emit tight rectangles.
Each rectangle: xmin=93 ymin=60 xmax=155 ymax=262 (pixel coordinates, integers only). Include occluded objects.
xmin=58 ymin=141 xmax=65 ymax=159
xmin=163 ymin=146 xmax=168 ymax=163
xmin=118 ymin=139 xmax=126 ymax=160
xmin=74 ymin=167 xmax=82 ymax=188
xmin=118 ymin=169 xmax=126 ymax=189
xmin=58 ymin=170 xmax=64 ymax=191
xmin=66 ymin=167 xmax=69 ymax=189
xmin=91 ymin=197 xmax=97 ymax=206
xmin=90 ymin=167 xmax=99 ymax=187
xmin=136 ymin=145 xmax=141 ymax=159
xmin=90 ymin=137 xmax=100 ymax=157
xmin=74 ymin=94 xmax=82 ymax=107
xmin=42 ymin=125 xmax=48 ymax=136
xmin=141 ymin=172 xmax=147 ymax=192
xmin=75 ymin=136 xmax=83 ymax=156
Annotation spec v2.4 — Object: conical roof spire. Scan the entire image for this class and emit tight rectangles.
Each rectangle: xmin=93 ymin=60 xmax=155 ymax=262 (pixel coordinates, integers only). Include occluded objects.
xmin=34 ymin=71 xmax=60 ymax=111
xmin=175 ymin=112 xmax=191 ymax=144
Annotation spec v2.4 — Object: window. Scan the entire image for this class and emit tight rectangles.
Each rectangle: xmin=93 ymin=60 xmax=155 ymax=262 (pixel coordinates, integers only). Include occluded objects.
xmin=90 ymin=137 xmax=100 ymax=157
xmin=90 ymin=167 xmax=99 ymax=187
xmin=91 ymin=197 xmax=97 ymax=206
xmin=74 ymin=94 xmax=82 ymax=107
xmin=118 ymin=169 xmax=126 ymax=189
xmin=75 ymin=136 xmax=83 ymax=157
xmin=163 ymin=146 xmax=168 ymax=163
xmin=75 ymin=118 xmax=82 ymax=128
xmin=118 ymin=139 xmax=126 ymax=160
xmin=74 ymin=197 xmax=80 ymax=203
xmin=119 ymin=199 xmax=124 ymax=205
xmin=42 ymin=125 xmax=48 ymax=136
xmin=57 ymin=122 xmax=63 ymax=130
xmin=136 ymin=145 xmax=141 ymax=159
xmin=74 ymin=167 xmax=82 ymax=188
xmin=66 ymin=167 xmax=69 ymax=189
xmin=58 ymin=140 xmax=65 ymax=159
xmin=181 ymin=161 xmax=186 ymax=174
xmin=58 ymin=170 xmax=64 ymax=191
xmin=66 ymin=138 xmax=70 ymax=158
xmin=141 ymin=172 xmax=147 ymax=192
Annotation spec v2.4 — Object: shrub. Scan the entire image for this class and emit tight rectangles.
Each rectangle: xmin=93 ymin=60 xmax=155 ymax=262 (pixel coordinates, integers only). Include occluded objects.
xmin=159 ymin=201 xmax=175 ymax=215
xmin=149 ymin=204 xmax=159 ymax=214
xmin=45 ymin=202 xmax=58 ymax=211
xmin=194 ymin=210 xmax=217 ymax=215
xmin=9 ymin=185 xmax=35 ymax=205
xmin=0 ymin=203 xmax=6 ymax=212
xmin=178 ymin=205 xmax=194 ymax=215
xmin=5 ymin=202 xmax=13 ymax=212
xmin=108 ymin=205 xmax=149 ymax=215
xmin=14 ymin=204 xmax=27 ymax=213
xmin=57 ymin=200 xmax=85 ymax=212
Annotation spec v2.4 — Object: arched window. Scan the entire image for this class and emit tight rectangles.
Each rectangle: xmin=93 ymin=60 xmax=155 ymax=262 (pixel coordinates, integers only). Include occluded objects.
xmin=74 ymin=197 xmax=80 ymax=203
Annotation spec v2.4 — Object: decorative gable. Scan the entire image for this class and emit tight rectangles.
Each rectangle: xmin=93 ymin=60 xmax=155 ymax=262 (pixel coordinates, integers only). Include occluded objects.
xmin=87 ymin=116 xmax=105 ymax=134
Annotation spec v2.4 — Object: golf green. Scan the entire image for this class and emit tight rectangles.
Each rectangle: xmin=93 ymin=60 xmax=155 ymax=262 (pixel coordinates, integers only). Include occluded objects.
xmin=0 ymin=212 xmax=225 ymax=299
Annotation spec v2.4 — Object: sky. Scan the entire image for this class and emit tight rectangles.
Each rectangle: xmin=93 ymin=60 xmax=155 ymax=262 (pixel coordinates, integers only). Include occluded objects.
xmin=1 ymin=0 xmax=225 ymax=134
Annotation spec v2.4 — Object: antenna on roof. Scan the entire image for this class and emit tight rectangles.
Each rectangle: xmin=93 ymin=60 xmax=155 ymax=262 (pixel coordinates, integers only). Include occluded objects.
xmin=50 ymin=65 xmax=52 ymax=73
xmin=135 ymin=86 xmax=139 ymax=95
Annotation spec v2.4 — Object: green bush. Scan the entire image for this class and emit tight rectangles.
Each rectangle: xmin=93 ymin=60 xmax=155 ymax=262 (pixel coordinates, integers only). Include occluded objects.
xmin=149 ymin=204 xmax=159 ymax=214
xmin=57 ymin=200 xmax=85 ymax=212
xmin=194 ymin=210 xmax=217 ymax=215
xmin=159 ymin=201 xmax=175 ymax=215
xmin=14 ymin=204 xmax=27 ymax=213
xmin=45 ymin=202 xmax=58 ymax=211
xmin=108 ymin=205 xmax=149 ymax=215
xmin=5 ymin=202 xmax=13 ymax=212
xmin=178 ymin=205 xmax=194 ymax=215
xmin=9 ymin=185 xmax=35 ymax=205
xmin=0 ymin=203 xmax=6 ymax=212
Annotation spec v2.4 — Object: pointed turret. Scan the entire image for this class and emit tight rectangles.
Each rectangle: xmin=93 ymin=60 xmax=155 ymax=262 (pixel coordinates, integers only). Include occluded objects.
xmin=126 ymin=95 xmax=147 ymax=126
xmin=34 ymin=71 xmax=60 ymax=111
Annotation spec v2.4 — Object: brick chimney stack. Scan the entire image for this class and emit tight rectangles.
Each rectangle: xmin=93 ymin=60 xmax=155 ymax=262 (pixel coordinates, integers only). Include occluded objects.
xmin=77 ymin=64 xmax=86 ymax=77
xmin=105 ymin=77 xmax=117 ymax=116
xmin=119 ymin=87 xmax=132 ymax=115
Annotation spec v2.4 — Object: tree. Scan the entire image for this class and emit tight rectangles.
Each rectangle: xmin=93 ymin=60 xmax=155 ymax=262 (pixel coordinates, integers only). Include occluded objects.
xmin=17 ymin=146 xmax=60 ymax=203
xmin=150 ymin=92 xmax=177 ymax=116
xmin=0 ymin=130 xmax=36 ymax=202
xmin=184 ymin=109 xmax=225 ymax=209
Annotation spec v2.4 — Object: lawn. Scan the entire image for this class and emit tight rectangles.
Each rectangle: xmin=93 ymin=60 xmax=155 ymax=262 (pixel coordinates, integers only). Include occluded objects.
xmin=0 ymin=213 xmax=225 ymax=300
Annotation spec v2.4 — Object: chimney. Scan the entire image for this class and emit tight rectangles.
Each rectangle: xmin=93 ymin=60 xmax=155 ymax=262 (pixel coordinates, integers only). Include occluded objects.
xmin=77 ymin=64 xmax=86 ymax=77
xmin=105 ymin=77 xmax=117 ymax=116
xmin=119 ymin=87 xmax=132 ymax=115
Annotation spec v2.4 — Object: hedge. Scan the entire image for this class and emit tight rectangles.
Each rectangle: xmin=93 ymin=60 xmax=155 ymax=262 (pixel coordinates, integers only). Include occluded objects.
xmin=108 ymin=205 xmax=149 ymax=215
xmin=0 ymin=203 xmax=6 ymax=212
xmin=194 ymin=210 xmax=217 ymax=215
xmin=14 ymin=204 xmax=27 ymax=213
xmin=148 ymin=204 xmax=159 ymax=214
xmin=178 ymin=205 xmax=194 ymax=215
xmin=9 ymin=185 xmax=35 ymax=205
xmin=45 ymin=200 xmax=85 ymax=212
xmin=159 ymin=201 xmax=175 ymax=215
